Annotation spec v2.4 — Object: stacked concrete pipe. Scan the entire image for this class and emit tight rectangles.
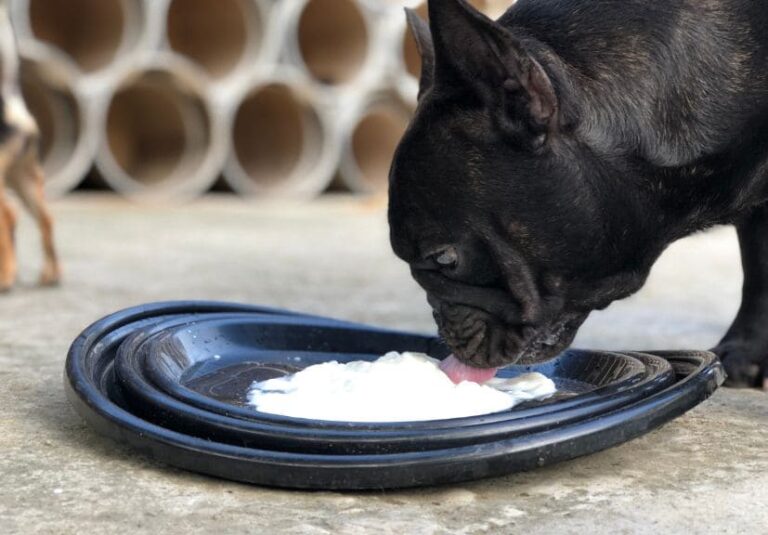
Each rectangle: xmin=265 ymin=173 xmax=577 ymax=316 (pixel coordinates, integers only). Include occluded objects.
xmin=95 ymin=54 xmax=229 ymax=201
xmin=4 ymin=0 xmax=516 ymax=200
xmin=17 ymin=42 xmax=97 ymax=197
xmin=224 ymin=67 xmax=340 ymax=198
xmin=338 ymin=92 xmax=413 ymax=195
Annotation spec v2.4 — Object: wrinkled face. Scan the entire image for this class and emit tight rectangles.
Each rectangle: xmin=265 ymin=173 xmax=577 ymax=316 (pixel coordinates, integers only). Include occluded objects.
xmin=390 ymin=98 xmax=594 ymax=367
xmin=388 ymin=1 xmax=650 ymax=368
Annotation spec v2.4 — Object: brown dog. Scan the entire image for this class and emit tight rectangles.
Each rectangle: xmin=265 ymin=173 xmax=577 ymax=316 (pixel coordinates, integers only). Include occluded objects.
xmin=0 ymin=11 xmax=59 ymax=291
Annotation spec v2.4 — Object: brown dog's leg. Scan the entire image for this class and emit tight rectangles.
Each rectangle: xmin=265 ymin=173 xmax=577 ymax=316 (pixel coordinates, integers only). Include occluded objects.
xmin=0 ymin=139 xmax=17 ymax=291
xmin=3 ymin=199 xmax=16 ymax=243
xmin=0 ymin=192 xmax=16 ymax=291
xmin=8 ymin=154 xmax=60 ymax=286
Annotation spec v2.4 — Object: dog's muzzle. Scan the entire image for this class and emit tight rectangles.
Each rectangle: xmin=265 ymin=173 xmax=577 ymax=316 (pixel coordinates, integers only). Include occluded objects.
xmin=414 ymin=269 xmax=587 ymax=368
xmin=430 ymin=296 xmax=586 ymax=367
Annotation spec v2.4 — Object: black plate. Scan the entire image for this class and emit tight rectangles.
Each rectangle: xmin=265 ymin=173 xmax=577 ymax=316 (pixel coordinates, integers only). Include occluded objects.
xmin=138 ymin=316 xmax=669 ymax=427
xmin=65 ymin=301 xmax=725 ymax=490
xmin=112 ymin=315 xmax=674 ymax=454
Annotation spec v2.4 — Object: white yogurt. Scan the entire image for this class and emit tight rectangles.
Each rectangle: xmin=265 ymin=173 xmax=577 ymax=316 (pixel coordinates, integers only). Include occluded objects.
xmin=247 ymin=351 xmax=556 ymax=422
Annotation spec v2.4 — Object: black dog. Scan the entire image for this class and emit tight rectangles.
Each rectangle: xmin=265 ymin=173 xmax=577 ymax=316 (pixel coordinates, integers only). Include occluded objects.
xmin=388 ymin=0 xmax=768 ymax=388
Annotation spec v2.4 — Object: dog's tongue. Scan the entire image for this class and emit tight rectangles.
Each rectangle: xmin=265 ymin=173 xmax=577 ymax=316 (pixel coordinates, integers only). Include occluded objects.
xmin=439 ymin=355 xmax=498 ymax=384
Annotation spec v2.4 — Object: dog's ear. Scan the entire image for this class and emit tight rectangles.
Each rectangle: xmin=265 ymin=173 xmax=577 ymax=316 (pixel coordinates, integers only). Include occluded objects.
xmin=428 ymin=0 xmax=558 ymax=144
xmin=405 ymin=8 xmax=434 ymax=100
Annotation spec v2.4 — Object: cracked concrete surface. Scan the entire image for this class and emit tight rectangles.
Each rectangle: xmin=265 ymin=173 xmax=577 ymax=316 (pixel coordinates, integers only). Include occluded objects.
xmin=0 ymin=194 xmax=766 ymax=534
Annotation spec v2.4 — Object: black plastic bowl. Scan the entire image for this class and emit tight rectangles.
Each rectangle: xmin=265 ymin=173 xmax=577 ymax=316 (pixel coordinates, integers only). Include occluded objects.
xmin=112 ymin=314 xmax=676 ymax=454
xmin=140 ymin=315 xmax=668 ymax=426
xmin=65 ymin=301 xmax=725 ymax=490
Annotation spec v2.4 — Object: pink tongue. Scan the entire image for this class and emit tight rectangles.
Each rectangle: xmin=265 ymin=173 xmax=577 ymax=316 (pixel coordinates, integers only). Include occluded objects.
xmin=439 ymin=354 xmax=498 ymax=384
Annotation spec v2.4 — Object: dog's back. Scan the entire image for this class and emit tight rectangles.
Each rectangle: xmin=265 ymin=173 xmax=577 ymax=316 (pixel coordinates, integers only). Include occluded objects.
xmin=502 ymin=0 xmax=768 ymax=168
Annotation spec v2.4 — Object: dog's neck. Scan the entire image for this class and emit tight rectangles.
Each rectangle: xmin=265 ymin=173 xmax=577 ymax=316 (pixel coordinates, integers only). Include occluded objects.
xmin=506 ymin=0 xmax=768 ymax=234
xmin=506 ymin=0 xmax=768 ymax=162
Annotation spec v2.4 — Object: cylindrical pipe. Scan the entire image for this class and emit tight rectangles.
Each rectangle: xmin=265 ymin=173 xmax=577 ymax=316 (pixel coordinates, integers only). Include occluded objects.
xmin=18 ymin=42 xmax=96 ymax=196
xmin=224 ymin=71 xmax=338 ymax=197
xmin=165 ymin=0 xmax=265 ymax=82
xmin=96 ymin=55 xmax=226 ymax=201
xmin=0 ymin=6 xmax=20 ymax=95
xmin=339 ymin=95 xmax=412 ymax=195
xmin=14 ymin=0 xmax=145 ymax=74
xmin=484 ymin=0 xmax=516 ymax=19
xmin=374 ymin=0 xmax=490 ymax=8
xmin=283 ymin=0 xmax=371 ymax=86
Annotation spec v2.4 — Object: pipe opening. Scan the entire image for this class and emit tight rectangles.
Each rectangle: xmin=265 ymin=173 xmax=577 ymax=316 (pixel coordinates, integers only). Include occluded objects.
xmin=29 ymin=0 xmax=141 ymax=72
xmin=484 ymin=0 xmax=515 ymax=18
xmin=19 ymin=59 xmax=82 ymax=177
xmin=350 ymin=103 xmax=410 ymax=193
xmin=466 ymin=0 xmax=490 ymax=10
xmin=232 ymin=83 xmax=323 ymax=189
xmin=297 ymin=0 xmax=368 ymax=85
xmin=167 ymin=0 xmax=260 ymax=79
xmin=106 ymin=70 xmax=211 ymax=186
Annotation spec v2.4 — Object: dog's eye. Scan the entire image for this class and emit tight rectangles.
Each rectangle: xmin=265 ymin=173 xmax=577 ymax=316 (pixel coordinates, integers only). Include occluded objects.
xmin=433 ymin=247 xmax=458 ymax=269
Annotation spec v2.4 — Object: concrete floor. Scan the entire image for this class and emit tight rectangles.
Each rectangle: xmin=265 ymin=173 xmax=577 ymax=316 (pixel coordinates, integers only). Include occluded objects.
xmin=0 ymin=194 xmax=766 ymax=534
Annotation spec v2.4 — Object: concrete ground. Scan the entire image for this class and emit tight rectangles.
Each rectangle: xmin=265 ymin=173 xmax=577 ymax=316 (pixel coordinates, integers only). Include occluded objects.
xmin=0 ymin=194 xmax=766 ymax=534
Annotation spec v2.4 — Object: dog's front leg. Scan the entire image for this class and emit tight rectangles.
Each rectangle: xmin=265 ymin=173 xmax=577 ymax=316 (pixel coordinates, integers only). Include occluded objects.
xmin=8 ymin=157 xmax=60 ymax=287
xmin=0 ymin=193 xmax=16 ymax=291
xmin=714 ymin=204 xmax=768 ymax=389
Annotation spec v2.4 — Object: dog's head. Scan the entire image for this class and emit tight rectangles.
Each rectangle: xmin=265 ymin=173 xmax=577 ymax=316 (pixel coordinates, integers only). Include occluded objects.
xmin=389 ymin=0 xmax=654 ymax=368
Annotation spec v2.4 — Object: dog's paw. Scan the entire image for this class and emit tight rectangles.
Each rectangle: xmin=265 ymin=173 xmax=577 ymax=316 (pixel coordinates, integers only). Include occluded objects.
xmin=38 ymin=264 xmax=61 ymax=287
xmin=0 ymin=269 xmax=15 ymax=293
xmin=712 ymin=338 xmax=768 ymax=390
